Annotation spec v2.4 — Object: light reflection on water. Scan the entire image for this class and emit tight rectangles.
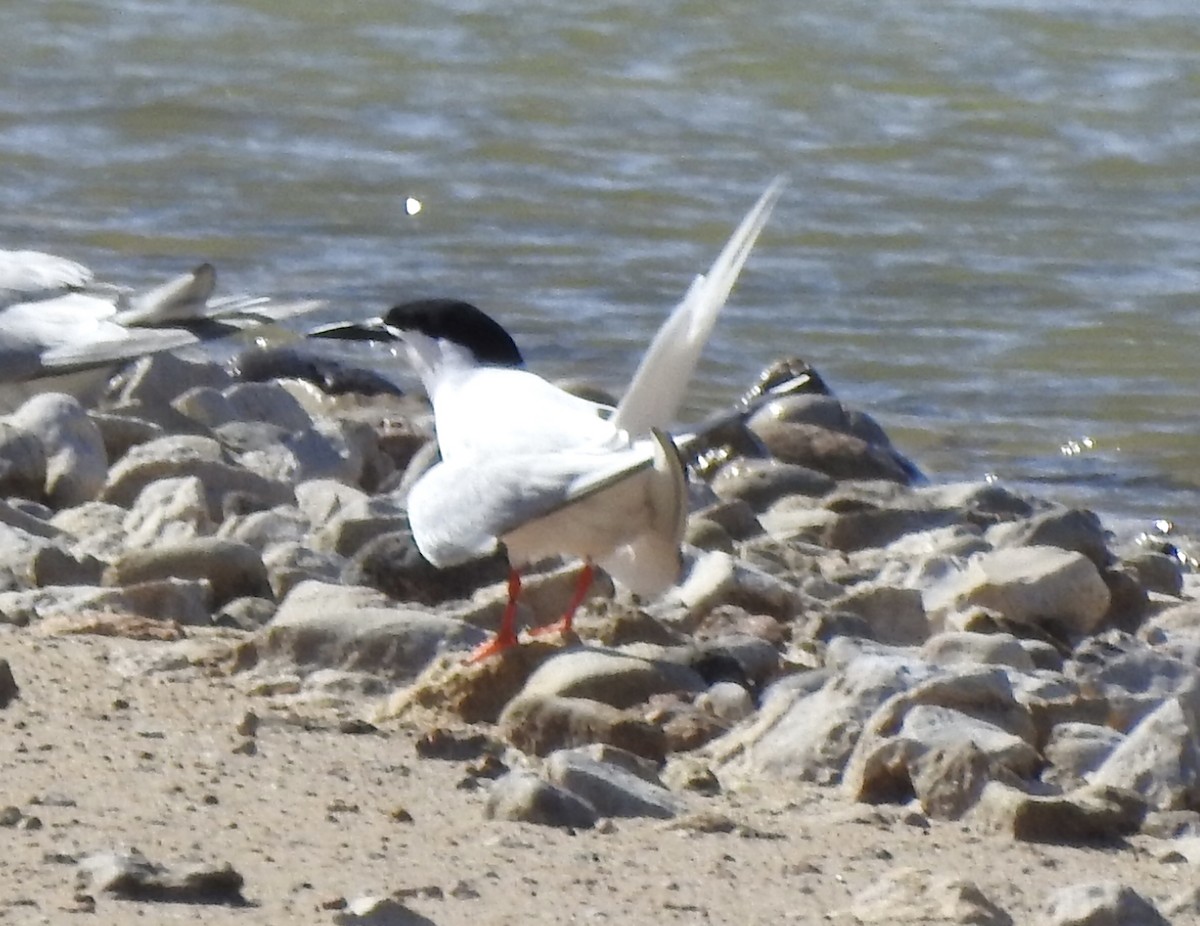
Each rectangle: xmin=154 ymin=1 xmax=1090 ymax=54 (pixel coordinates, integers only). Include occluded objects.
xmin=1 ymin=0 xmax=1198 ymax=538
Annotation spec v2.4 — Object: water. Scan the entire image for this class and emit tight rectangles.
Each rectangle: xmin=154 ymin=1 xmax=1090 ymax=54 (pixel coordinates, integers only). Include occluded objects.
xmin=2 ymin=0 xmax=1198 ymax=541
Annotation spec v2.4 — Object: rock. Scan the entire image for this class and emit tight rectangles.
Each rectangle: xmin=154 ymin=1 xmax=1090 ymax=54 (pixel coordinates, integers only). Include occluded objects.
xmin=333 ymin=895 xmax=435 ymax=925
xmin=102 ymin=434 xmax=292 ymax=514
xmin=987 ymin=507 xmax=1113 ymax=569
xmin=545 ymin=745 xmax=684 ymax=819
xmin=1040 ymin=881 xmax=1169 ymax=926
xmin=49 ymin=501 xmax=128 ymax=560
xmin=516 ymin=648 xmax=707 ymax=710
xmin=1122 ymin=551 xmax=1184 ymax=598
xmin=341 ymin=530 xmax=508 ymax=605
xmin=261 ymin=542 xmax=346 ymax=599
xmin=218 ymin=506 xmax=311 ymax=549
xmin=176 ymin=380 xmax=314 ymax=431
xmin=1042 ymin=723 xmax=1123 ymax=790
xmin=926 ymin=546 xmax=1111 ymax=638
xmin=841 ymin=866 xmax=1013 ymax=925
xmin=500 ymin=694 xmax=666 ymax=760
xmin=709 ymin=458 xmax=833 ymax=510
xmin=75 ymin=848 xmax=246 ymax=905
xmin=87 ymin=411 xmax=164 ymax=461
xmin=0 ymin=421 xmax=46 ymax=499
xmin=103 ymin=351 xmax=234 ymax=411
xmin=822 ymin=507 xmax=962 ymax=553
xmin=247 ymin=581 xmax=482 ymax=681
xmin=919 ymin=631 xmax=1036 ymax=672
xmin=1086 ymin=694 xmax=1200 ymax=810
xmin=697 ymin=681 xmax=755 ymax=723
xmin=748 ymin=418 xmax=914 ymax=483
xmin=8 ymin=393 xmax=107 ymax=507
xmin=971 ymin=781 xmax=1145 ymax=843
xmin=215 ymin=596 xmax=277 ymax=631
xmin=122 ymin=476 xmax=215 ymax=548
xmin=831 ymin=583 xmax=930 ymax=645
xmin=909 ymin=741 xmax=993 ymax=820
xmin=104 ymin=538 xmax=271 ymax=607
xmin=664 ymin=550 xmax=803 ymax=627
xmin=691 ymin=498 xmax=764 ymax=541
xmin=0 ymin=521 xmax=55 ymax=592
xmin=484 ymin=770 xmax=597 ymax=829
xmin=749 ymin=393 xmax=895 ymax=446
xmin=710 ymin=649 xmax=935 ymax=785
xmin=0 ymin=659 xmax=17 ymax=707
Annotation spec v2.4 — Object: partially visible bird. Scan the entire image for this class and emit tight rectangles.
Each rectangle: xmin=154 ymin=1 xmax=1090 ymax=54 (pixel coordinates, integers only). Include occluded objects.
xmin=314 ymin=178 xmax=786 ymax=660
xmin=0 ymin=250 xmax=325 ymax=412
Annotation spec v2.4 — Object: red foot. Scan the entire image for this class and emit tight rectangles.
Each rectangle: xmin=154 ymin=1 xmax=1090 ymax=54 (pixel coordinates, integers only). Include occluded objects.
xmin=467 ymin=569 xmax=523 ymax=663
xmin=527 ymin=562 xmax=594 ymax=640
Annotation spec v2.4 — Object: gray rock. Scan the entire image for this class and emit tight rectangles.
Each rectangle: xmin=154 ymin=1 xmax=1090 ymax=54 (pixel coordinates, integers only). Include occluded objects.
xmin=121 ymin=475 xmax=214 ymax=548
xmin=215 ymin=596 xmax=277 ymax=631
xmin=516 ymin=648 xmax=707 ymax=709
xmin=49 ymin=501 xmax=128 ymax=560
xmin=710 ymin=651 xmax=935 ymax=785
xmin=545 ymin=745 xmax=684 ymax=819
xmin=748 ymin=418 xmax=914 ymax=483
xmin=1040 ymin=881 xmax=1168 ymax=926
xmin=987 ymin=507 xmax=1113 ymax=570
xmin=333 ymin=895 xmax=435 ymax=926
xmin=832 ymin=583 xmax=930 ymax=645
xmin=102 ymin=434 xmax=292 ymax=514
xmin=822 ymin=507 xmax=962 ymax=553
xmin=749 ymin=393 xmax=896 ymax=447
xmin=9 ymin=393 xmax=107 ymax=507
xmin=102 ymin=351 xmax=234 ymax=411
xmin=841 ymin=866 xmax=1013 ymax=925
xmin=104 ymin=538 xmax=271 ymax=607
xmin=709 ymin=458 xmax=833 ymax=510
xmin=261 ymin=542 xmax=346 ymax=599
xmin=30 ymin=544 xmax=104 ymax=587
xmin=1043 ymin=723 xmax=1124 ymax=790
xmin=75 ymin=847 xmax=246 ymax=905
xmin=342 ymin=530 xmax=508 ymax=606
xmin=218 ymin=506 xmax=312 ymax=550
xmin=179 ymin=380 xmax=314 ymax=431
xmin=1086 ymin=694 xmax=1200 ymax=810
xmin=926 ymin=546 xmax=1111 ymax=638
xmin=249 ymin=580 xmax=482 ymax=680
xmin=0 ymin=522 xmax=55 ymax=592
xmin=484 ymin=770 xmax=597 ymax=829
xmin=664 ymin=550 xmax=804 ymax=627
xmin=87 ymin=411 xmax=164 ymax=462
xmin=1122 ymin=551 xmax=1183 ymax=598
xmin=691 ymin=498 xmax=764 ymax=541
xmin=0 ymin=421 xmax=46 ymax=499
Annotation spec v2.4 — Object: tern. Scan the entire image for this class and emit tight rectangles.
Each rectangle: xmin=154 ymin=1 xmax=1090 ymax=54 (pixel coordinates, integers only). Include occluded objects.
xmin=315 ymin=178 xmax=785 ymax=660
xmin=0 ymin=250 xmax=324 ymax=412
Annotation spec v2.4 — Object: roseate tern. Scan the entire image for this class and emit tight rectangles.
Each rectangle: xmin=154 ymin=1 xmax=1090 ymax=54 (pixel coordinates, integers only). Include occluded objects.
xmin=315 ymin=178 xmax=785 ymax=659
xmin=0 ymin=250 xmax=324 ymax=412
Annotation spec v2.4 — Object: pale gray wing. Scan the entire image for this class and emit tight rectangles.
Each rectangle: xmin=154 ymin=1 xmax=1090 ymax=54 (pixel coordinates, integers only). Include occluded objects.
xmin=0 ymin=250 xmax=93 ymax=306
xmin=405 ymin=444 xmax=658 ymax=568
xmin=611 ymin=177 xmax=785 ymax=438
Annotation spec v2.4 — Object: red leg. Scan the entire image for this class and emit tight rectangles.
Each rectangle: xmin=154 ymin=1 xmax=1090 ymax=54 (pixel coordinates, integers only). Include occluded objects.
xmin=468 ymin=569 xmax=522 ymax=663
xmin=529 ymin=561 xmax=594 ymax=639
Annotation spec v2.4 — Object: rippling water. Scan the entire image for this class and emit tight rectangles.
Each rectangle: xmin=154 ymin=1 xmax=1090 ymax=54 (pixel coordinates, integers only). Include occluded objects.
xmin=2 ymin=0 xmax=1198 ymax=539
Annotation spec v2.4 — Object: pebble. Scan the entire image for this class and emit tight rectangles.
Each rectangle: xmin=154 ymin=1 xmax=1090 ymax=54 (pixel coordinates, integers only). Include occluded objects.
xmin=1040 ymin=881 xmax=1169 ymax=926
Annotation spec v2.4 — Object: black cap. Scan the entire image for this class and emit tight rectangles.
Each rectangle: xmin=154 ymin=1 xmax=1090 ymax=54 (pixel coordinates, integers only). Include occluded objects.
xmin=382 ymin=299 xmax=524 ymax=367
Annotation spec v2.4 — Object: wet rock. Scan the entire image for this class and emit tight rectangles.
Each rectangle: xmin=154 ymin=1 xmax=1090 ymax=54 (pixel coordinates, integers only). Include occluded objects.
xmin=0 ymin=659 xmax=17 ymax=707
xmin=1122 ymin=550 xmax=1184 ymax=598
xmin=840 ymin=866 xmax=1013 ymax=925
xmin=971 ymin=781 xmax=1145 ymax=843
xmin=1086 ymin=693 xmax=1200 ymax=810
xmin=1040 ymin=881 xmax=1168 ymax=926
xmin=709 ymin=458 xmax=833 ymax=510
xmin=545 ymin=744 xmax=684 ymax=819
xmin=9 ymin=393 xmax=107 ymax=507
xmin=926 ymin=546 xmax=1111 ymax=638
xmin=748 ymin=418 xmax=914 ymax=483
xmin=104 ymin=538 xmax=271 ymax=607
xmin=516 ymin=648 xmax=707 ymax=709
xmin=691 ymin=498 xmax=764 ymax=541
xmin=248 ymin=580 xmax=481 ymax=681
xmin=500 ymin=694 xmax=665 ymax=760
xmin=75 ymin=847 xmax=246 ymax=905
xmin=749 ymin=393 xmax=894 ymax=446
xmin=484 ymin=770 xmax=597 ymax=829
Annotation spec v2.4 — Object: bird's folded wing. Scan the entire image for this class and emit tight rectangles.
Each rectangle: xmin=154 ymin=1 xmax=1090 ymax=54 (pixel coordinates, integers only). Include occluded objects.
xmin=610 ymin=176 xmax=786 ymax=438
xmin=405 ymin=443 xmax=663 ymax=567
xmin=0 ymin=250 xmax=94 ymax=305
xmin=38 ymin=328 xmax=211 ymax=373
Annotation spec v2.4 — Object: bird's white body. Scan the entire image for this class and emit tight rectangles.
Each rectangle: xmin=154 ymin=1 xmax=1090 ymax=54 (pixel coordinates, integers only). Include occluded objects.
xmin=402 ymin=178 xmax=785 ymax=603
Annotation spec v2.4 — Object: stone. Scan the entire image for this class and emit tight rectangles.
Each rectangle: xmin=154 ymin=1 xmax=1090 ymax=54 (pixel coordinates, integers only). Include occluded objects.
xmin=822 ymin=507 xmax=962 ymax=553
xmin=841 ymin=866 xmax=1012 ymax=925
xmin=748 ymin=418 xmax=914 ymax=483
xmin=247 ymin=581 xmax=482 ymax=681
xmin=919 ymin=631 xmax=1036 ymax=672
xmin=709 ymin=458 xmax=833 ymax=510
xmin=1042 ymin=723 xmax=1123 ymax=790
xmin=8 ymin=392 xmax=108 ymax=507
xmin=0 ymin=659 xmax=18 ymax=707
xmin=664 ymin=550 xmax=803 ymax=627
xmin=75 ymin=848 xmax=246 ymax=905
xmin=987 ymin=507 xmax=1113 ymax=569
xmin=832 ymin=583 xmax=930 ymax=645
xmin=1122 ymin=551 xmax=1184 ymax=598
xmin=342 ymin=531 xmax=508 ymax=604
xmin=971 ymin=781 xmax=1145 ymax=843
xmin=925 ymin=546 xmax=1111 ymax=638
xmin=499 ymin=694 xmax=666 ymax=760
xmin=1086 ymin=694 xmax=1200 ymax=810
xmin=121 ymin=476 xmax=215 ymax=548
xmin=333 ymin=895 xmax=433 ymax=925
xmin=1040 ymin=881 xmax=1169 ymax=926
xmin=104 ymin=538 xmax=271 ymax=606
xmin=484 ymin=770 xmax=597 ymax=829
xmin=0 ymin=421 xmax=46 ymax=499
xmin=545 ymin=745 xmax=684 ymax=819
xmin=516 ymin=648 xmax=707 ymax=709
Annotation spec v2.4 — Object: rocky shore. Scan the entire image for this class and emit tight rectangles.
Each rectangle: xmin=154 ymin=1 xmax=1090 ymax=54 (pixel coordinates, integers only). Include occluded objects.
xmin=2 ymin=347 xmax=1199 ymax=925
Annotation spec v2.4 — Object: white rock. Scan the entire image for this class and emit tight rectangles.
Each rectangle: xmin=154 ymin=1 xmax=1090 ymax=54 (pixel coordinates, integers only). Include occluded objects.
xmin=9 ymin=393 xmax=107 ymax=507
